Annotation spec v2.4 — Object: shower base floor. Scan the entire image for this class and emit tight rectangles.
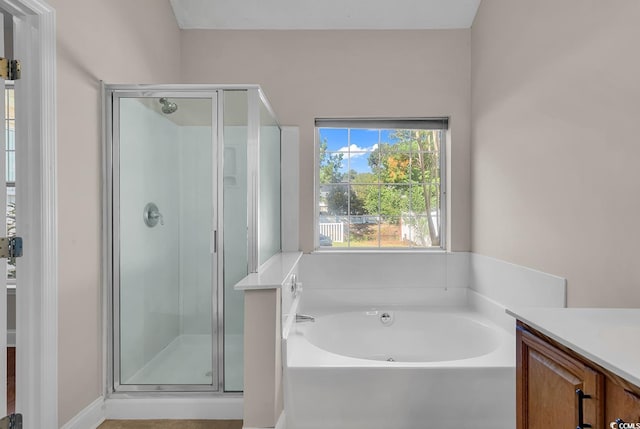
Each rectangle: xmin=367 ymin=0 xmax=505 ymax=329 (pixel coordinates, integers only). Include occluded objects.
xmin=125 ymin=334 xmax=243 ymax=388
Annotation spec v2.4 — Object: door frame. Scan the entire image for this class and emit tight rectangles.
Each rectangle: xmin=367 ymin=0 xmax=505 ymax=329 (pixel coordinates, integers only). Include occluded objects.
xmin=0 ymin=0 xmax=57 ymax=427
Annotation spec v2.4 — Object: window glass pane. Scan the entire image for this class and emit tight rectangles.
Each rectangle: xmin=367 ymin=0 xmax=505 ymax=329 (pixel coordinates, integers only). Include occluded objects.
xmin=379 ymin=184 xmax=409 ymax=217
xmin=379 ymin=129 xmax=401 ymax=151
xmin=6 ymin=87 xmax=16 ymax=278
xmin=316 ymin=122 xmax=445 ymax=249
xmin=401 ymin=215 xmax=437 ymax=248
xmin=381 ymin=216 xmax=409 ymax=248
xmin=318 ymin=127 xmax=348 ymax=152
xmin=6 ymin=137 xmax=15 ymax=182
xmin=347 ymin=151 xmax=376 ymax=180
xmin=321 ymin=152 xmax=348 ymax=184
xmin=6 ymin=89 xmax=16 ymax=182
xmin=348 ymin=221 xmax=379 ymax=247
xmin=321 ymin=184 xmax=349 ymax=216
xmin=7 ymin=186 xmax=15 ymax=279
xmin=6 ymin=122 xmax=14 ymax=149
xmin=379 ymin=150 xmax=411 ymax=184
xmin=349 ymin=129 xmax=379 ymax=152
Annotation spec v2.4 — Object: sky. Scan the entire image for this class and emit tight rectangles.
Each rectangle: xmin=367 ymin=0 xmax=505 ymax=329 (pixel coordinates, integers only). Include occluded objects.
xmin=319 ymin=128 xmax=399 ymax=174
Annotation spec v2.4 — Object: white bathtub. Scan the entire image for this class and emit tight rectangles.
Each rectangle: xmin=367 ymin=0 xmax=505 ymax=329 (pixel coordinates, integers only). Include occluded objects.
xmin=285 ymin=307 xmax=515 ymax=429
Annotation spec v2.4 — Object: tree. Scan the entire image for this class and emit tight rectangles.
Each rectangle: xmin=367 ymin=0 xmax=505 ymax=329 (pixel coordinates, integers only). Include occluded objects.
xmin=325 ymin=185 xmax=366 ymax=216
xmin=319 ymin=138 xmax=344 ymax=184
xmin=367 ymin=130 xmax=441 ymax=246
xmin=319 ymin=139 xmax=366 ymax=217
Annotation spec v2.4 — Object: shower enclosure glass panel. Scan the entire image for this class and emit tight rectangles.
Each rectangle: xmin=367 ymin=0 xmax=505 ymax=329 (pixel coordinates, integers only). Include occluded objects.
xmin=259 ymin=99 xmax=281 ymax=265
xmin=116 ymin=94 xmax=218 ymax=389
xmin=107 ymin=85 xmax=281 ymax=394
xmin=222 ymin=90 xmax=248 ymax=391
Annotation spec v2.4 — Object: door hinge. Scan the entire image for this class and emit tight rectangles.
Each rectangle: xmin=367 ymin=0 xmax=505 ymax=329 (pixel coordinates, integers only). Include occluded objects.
xmin=0 ymin=236 xmax=23 ymax=259
xmin=0 ymin=58 xmax=21 ymax=80
xmin=0 ymin=414 xmax=23 ymax=429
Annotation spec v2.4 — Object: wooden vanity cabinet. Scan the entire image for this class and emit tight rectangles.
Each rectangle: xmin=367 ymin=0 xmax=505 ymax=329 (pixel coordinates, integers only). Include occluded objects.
xmin=517 ymin=321 xmax=640 ymax=429
xmin=517 ymin=323 xmax=604 ymax=429
xmin=605 ymin=378 xmax=640 ymax=425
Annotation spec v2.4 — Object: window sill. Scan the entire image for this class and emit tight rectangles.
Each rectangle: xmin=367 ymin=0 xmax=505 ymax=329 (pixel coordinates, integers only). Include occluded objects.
xmin=312 ymin=248 xmax=447 ymax=254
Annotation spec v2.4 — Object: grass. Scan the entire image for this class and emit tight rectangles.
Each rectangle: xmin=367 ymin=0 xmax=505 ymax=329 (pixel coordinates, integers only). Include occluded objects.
xmin=328 ymin=222 xmax=416 ymax=248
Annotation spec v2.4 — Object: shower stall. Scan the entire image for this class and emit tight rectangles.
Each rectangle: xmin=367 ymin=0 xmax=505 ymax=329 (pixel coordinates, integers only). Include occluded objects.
xmin=104 ymin=85 xmax=281 ymax=393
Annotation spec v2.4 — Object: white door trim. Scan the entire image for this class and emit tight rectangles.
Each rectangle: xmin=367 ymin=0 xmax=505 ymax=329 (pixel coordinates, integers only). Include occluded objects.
xmin=3 ymin=0 xmax=57 ymax=428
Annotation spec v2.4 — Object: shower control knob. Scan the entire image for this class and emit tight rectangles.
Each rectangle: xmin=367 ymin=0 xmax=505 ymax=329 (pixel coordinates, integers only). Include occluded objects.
xmin=290 ymin=274 xmax=303 ymax=297
xmin=380 ymin=312 xmax=394 ymax=325
xmin=143 ymin=202 xmax=164 ymax=228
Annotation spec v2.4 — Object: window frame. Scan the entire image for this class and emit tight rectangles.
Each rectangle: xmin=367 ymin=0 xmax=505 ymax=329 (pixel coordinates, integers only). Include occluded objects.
xmin=314 ymin=118 xmax=447 ymax=252
xmin=5 ymin=82 xmax=15 ymax=285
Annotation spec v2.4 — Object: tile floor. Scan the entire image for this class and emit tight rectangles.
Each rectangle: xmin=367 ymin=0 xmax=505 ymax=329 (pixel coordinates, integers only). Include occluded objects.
xmin=6 ymin=347 xmax=15 ymax=414
xmin=5 ymin=347 xmax=243 ymax=428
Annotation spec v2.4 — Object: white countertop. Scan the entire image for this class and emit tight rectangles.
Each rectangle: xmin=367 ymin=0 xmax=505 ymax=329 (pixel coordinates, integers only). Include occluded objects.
xmin=234 ymin=251 xmax=303 ymax=290
xmin=507 ymin=307 xmax=640 ymax=387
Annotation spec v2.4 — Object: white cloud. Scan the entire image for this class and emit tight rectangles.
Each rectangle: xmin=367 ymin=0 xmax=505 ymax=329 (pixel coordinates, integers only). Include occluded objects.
xmin=337 ymin=143 xmax=378 ymax=158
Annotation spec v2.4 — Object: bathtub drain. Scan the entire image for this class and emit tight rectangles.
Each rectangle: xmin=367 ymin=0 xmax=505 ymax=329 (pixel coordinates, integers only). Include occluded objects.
xmin=387 ymin=357 xmax=395 ymax=362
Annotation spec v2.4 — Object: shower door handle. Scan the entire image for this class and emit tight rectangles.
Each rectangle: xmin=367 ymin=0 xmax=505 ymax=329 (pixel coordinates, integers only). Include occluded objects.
xmin=211 ymin=230 xmax=218 ymax=253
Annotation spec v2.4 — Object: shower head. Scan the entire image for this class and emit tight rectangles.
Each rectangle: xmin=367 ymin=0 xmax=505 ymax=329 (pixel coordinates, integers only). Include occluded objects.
xmin=158 ymin=97 xmax=178 ymax=114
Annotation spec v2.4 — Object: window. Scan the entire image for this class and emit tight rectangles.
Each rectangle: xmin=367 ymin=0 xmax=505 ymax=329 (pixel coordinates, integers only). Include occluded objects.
xmin=6 ymin=84 xmax=15 ymax=280
xmin=316 ymin=118 xmax=447 ymax=250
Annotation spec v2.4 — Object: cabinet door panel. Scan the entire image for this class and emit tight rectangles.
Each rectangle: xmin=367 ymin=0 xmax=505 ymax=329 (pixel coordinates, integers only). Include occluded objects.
xmin=606 ymin=380 xmax=640 ymax=424
xmin=517 ymin=327 xmax=604 ymax=429
xmin=528 ymin=349 xmax=581 ymax=429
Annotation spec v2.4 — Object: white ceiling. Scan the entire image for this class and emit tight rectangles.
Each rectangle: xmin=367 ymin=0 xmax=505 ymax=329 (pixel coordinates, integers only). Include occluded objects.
xmin=169 ymin=0 xmax=482 ymax=30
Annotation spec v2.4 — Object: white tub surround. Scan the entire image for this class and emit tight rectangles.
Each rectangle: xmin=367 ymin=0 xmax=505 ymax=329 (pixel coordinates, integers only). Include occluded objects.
xmin=300 ymin=252 xmax=470 ymax=290
xmin=508 ymin=307 xmax=640 ymax=387
xmin=469 ymin=253 xmax=567 ymax=330
xmin=235 ymin=252 xmax=303 ymax=290
xmin=286 ymin=306 xmax=515 ymax=429
xmin=471 ymin=253 xmax=566 ymax=307
xmin=293 ymin=310 xmax=511 ymax=364
xmin=235 ymin=251 xmax=302 ymax=429
xmin=298 ymin=251 xmax=566 ymax=320
xmin=284 ymin=251 xmax=568 ymax=429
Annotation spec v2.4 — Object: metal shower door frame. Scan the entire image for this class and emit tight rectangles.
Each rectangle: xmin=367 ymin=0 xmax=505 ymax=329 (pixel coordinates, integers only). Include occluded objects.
xmin=105 ymin=85 xmax=224 ymax=393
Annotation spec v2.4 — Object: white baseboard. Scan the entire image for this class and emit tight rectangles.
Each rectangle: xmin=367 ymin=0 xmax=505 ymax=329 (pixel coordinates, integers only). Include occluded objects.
xmin=105 ymin=396 xmax=243 ymax=420
xmin=242 ymin=410 xmax=285 ymax=429
xmin=60 ymin=397 xmax=105 ymax=429
xmin=7 ymin=329 xmax=15 ymax=347
xmin=59 ymin=395 xmax=243 ymax=428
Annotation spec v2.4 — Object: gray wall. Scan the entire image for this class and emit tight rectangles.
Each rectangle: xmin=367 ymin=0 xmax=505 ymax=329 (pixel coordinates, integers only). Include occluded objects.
xmin=9 ymin=2 xmax=640 ymax=425
xmin=471 ymin=0 xmax=640 ymax=306
xmin=48 ymin=0 xmax=181 ymax=424
xmin=181 ymin=29 xmax=473 ymax=252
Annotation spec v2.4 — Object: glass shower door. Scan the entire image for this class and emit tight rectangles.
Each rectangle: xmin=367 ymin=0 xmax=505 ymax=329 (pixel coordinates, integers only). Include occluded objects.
xmin=113 ymin=92 xmax=219 ymax=391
